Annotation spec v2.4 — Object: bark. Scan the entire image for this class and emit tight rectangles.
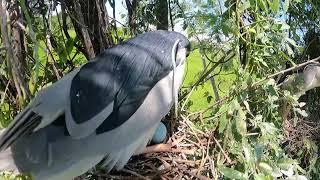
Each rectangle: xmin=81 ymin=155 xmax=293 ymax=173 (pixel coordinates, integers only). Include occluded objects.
xmin=60 ymin=1 xmax=87 ymax=57
xmin=108 ymin=0 xmax=119 ymax=40
xmin=155 ymin=0 xmax=168 ymax=30
xmin=0 ymin=0 xmax=31 ymax=103
xmin=64 ymin=0 xmax=113 ymax=59
xmin=168 ymin=0 xmax=174 ymax=31
xmin=108 ymin=0 xmax=116 ymax=26
xmin=125 ymin=0 xmax=139 ymax=35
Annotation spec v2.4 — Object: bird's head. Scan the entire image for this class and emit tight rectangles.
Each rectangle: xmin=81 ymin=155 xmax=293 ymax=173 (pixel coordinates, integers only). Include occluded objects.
xmin=303 ymin=64 xmax=320 ymax=91
xmin=124 ymin=30 xmax=190 ymax=71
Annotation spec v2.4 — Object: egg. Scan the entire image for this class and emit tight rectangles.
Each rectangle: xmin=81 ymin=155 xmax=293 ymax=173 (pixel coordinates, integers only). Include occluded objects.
xmin=151 ymin=122 xmax=167 ymax=144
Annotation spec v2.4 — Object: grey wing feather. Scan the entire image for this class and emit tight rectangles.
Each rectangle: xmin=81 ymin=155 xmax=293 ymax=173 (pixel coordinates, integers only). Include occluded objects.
xmin=0 ymin=67 xmax=81 ymax=150
xmin=97 ymin=62 xmax=186 ymax=171
xmin=49 ymin=62 xmax=186 ymax=173
xmin=65 ymin=43 xmax=170 ymax=138
xmin=8 ymin=65 xmax=184 ymax=180
xmin=65 ymin=58 xmax=118 ymax=138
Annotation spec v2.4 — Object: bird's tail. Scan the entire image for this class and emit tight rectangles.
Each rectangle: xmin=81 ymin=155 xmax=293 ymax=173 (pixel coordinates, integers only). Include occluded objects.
xmin=0 ymin=129 xmax=19 ymax=174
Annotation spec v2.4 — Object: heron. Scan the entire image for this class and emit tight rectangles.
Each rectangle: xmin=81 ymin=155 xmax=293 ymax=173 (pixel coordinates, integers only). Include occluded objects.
xmin=0 ymin=30 xmax=190 ymax=180
xmin=280 ymin=64 xmax=320 ymax=97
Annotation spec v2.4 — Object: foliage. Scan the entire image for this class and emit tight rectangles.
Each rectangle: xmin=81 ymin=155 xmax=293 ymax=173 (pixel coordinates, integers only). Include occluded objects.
xmin=0 ymin=0 xmax=320 ymax=179
xmin=180 ymin=0 xmax=320 ymax=179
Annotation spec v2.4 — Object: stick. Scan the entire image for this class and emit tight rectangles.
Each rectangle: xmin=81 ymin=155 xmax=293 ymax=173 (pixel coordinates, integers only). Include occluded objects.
xmin=121 ymin=168 xmax=150 ymax=180
xmin=252 ymin=56 xmax=320 ymax=86
xmin=135 ymin=143 xmax=194 ymax=155
xmin=212 ymin=136 xmax=232 ymax=163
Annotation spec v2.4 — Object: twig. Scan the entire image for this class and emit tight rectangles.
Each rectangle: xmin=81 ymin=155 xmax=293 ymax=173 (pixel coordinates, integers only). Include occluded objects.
xmin=252 ymin=56 xmax=320 ymax=86
xmin=209 ymin=158 xmax=216 ymax=178
xmin=45 ymin=34 xmax=61 ymax=80
xmin=121 ymin=168 xmax=150 ymax=180
xmin=73 ymin=1 xmax=95 ymax=59
xmin=180 ymin=50 xmax=236 ymax=100
xmin=183 ymin=136 xmax=203 ymax=149
xmin=197 ymin=131 xmax=212 ymax=176
xmin=160 ymin=157 xmax=200 ymax=165
xmin=176 ymin=164 xmax=211 ymax=180
xmin=0 ymin=79 xmax=10 ymax=104
xmin=181 ymin=86 xmax=195 ymax=111
xmin=212 ymin=135 xmax=232 ymax=164
xmin=108 ymin=16 xmax=127 ymax=27
xmin=135 ymin=143 xmax=194 ymax=155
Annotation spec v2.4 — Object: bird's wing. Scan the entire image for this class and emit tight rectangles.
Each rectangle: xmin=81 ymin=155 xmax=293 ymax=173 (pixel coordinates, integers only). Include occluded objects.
xmin=6 ymin=62 xmax=185 ymax=180
xmin=0 ymin=67 xmax=81 ymax=150
xmin=64 ymin=59 xmax=117 ymax=138
xmin=0 ymin=42 xmax=170 ymax=149
xmin=0 ymin=30 xmax=189 ymax=152
xmin=47 ymin=61 xmax=186 ymax=174
xmin=98 ymin=62 xmax=186 ymax=171
xmin=65 ymin=47 xmax=173 ymax=138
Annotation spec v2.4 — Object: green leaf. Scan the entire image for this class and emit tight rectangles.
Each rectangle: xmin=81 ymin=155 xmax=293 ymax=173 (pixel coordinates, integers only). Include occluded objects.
xmin=219 ymin=166 xmax=247 ymax=180
xmin=285 ymin=37 xmax=298 ymax=47
xmin=270 ymin=0 xmax=280 ymax=14
xmin=218 ymin=104 xmax=229 ymax=133
xmin=243 ymin=142 xmax=254 ymax=164
xmin=257 ymin=0 xmax=268 ymax=12
xmin=221 ymin=19 xmax=235 ymax=36
xmin=239 ymin=1 xmax=251 ymax=13
xmin=278 ymin=158 xmax=296 ymax=170
xmin=293 ymin=108 xmax=308 ymax=117
xmin=243 ymin=100 xmax=251 ymax=114
xmin=236 ymin=108 xmax=247 ymax=136
xmin=257 ymin=58 xmax=269 ymax=67
xmin=254 ymin=174 xmax=274 ymax=180
xmin=284 ymin=0 xmax=290 ymax=12
xmin=259 ymin=162 xmax=273 ymax=174
xmin=208 ymin=0 xmax=216 ymax=6
xmin=219 ymin=113 xmax=228 ymax=133
xmin=230 ymin=99 xmax=241 ymax=111
xmin=280 ymin=23 xmax=290 ymax=30
xmin=65 ymin=38 xmax=74 ymax=55
xmin=286 ymin=44 xmax=294 ymax=56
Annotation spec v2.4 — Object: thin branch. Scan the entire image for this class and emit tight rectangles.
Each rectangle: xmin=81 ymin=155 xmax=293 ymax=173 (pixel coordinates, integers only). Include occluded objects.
xmin=0 ymin=0 xmax=23 ymax=102
xmin=73 ymin=1 xmax=95 ymax=59
xmin=252 ymin=56 xmax=320 ymax=86
xmin=168 ymin=0 xmax=174 ymax=31
xmin=135 ymin=143 xmax=194 ymax=155
xmin=121 ymin=169 xmax=150 ymax=180
xmin=180 ymin=51 xmax=235 ymax=100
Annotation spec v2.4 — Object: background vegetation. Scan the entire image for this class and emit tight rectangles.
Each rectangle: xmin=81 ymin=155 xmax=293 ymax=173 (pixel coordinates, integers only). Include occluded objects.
xmin=1 ymin=0 xmax=320 ymax=179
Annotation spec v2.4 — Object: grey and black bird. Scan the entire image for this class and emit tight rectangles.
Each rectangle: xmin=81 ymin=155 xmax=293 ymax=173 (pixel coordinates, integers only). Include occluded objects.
xmin=280 ymin=63 xmax=320 ymax=96
xmin=0 ymin=30 xmax=190 ymax=180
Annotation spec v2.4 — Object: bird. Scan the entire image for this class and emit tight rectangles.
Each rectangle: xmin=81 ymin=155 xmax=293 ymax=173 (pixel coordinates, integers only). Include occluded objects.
xmin=0 ymin=30 xmax=190 ymax=180
xmin=280 ymin=63 xmax=320 ymax=97
xmin=302 ymin=64 xmax=320 ymax=92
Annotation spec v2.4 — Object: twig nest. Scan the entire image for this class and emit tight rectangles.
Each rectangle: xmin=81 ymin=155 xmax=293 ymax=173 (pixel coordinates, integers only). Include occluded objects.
xmin=151 ymin=122 xmax=167 ymax=144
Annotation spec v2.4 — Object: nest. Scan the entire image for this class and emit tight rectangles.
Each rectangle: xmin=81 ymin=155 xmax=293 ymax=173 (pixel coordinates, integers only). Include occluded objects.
xmin=76 ymin=113 xmax=222 ymax=180
xmin=282 ymin=115 xmax=320 ymax=169
xmin=284 ymin=119 xmax=320 ymax=152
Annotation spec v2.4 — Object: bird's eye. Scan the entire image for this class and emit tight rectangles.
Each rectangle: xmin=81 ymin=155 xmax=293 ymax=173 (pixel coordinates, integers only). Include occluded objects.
xmin=186 ymin=51 xmax=190 ymax=57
